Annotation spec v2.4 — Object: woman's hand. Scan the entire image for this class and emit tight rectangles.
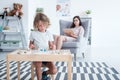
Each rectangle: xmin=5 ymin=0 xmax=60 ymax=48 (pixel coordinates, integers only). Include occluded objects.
xmin=69 ymin=33 xmax=78 ymax=38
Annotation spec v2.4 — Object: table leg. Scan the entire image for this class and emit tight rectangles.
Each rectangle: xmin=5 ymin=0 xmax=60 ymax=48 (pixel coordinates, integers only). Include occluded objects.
xmin=7 ymin=60 xmax=10 ymax=80
xmin=17 ymin=61 xmax=20 ymax=80
xmin=68 ymin=56 xmax=72 ymax=80
xmin=31 ymin=62 xmax=34 ymax=80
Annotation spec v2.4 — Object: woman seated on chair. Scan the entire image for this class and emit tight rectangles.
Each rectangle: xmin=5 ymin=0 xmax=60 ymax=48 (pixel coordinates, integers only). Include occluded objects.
xmin=29 ymin=13 xmax=57 ymax=80
xmin=54 ymin=16 xmax=84 ymax=50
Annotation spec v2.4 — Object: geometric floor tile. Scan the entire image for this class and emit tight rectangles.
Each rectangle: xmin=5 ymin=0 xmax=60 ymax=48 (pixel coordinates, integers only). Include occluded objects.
xmin=0 ymin=60 xmax=120 ymax=80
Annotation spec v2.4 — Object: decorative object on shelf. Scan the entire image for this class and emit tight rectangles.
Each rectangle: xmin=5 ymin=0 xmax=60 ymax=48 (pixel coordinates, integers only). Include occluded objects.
xmin=8 ymin=3 xmax=23 ymax=19
xmin=85 ymin=10 xmax=91 ymax=14
xmin=36 ymin=8 xmax=44 ymax=13
xmin=85 ymin=10 xmax=91 ymax=17
xmin=0 ymin=7 xmax=10 ymax=19
xmin=3 ymin=26 xmax=10 ymax=30
xmin=3 ymin=8 xmax=9 ymax=16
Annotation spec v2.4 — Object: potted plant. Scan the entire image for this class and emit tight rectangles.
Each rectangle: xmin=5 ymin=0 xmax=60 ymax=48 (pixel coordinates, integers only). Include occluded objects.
xmin=36 ymin=8 xmax=44 ymax=13
xmin=85 ymin=10 xmax=91 ymax=17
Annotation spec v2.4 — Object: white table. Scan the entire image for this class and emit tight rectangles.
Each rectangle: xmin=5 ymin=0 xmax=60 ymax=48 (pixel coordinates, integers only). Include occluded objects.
xmin=6 ymin=50 xmax=72 ymax=80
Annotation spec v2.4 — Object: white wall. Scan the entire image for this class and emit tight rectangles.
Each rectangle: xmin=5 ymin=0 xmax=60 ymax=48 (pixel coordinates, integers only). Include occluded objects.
xmin=91 ymin=0 xmax=120 ymax=48
xmin=1 ymin=0 xmax=120 ymax=49
xmin=28 ymin=0 xmax=120 ymax=48
xmin=28 ymin=0 xmax=59 ymax=35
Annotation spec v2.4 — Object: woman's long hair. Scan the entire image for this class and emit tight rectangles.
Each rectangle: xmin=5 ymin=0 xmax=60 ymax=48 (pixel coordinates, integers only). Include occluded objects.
xmin=70 ymin=16 xmax=82 ymax=28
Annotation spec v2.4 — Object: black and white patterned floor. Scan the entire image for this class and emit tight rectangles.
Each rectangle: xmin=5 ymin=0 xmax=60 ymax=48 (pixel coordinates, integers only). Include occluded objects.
xmin=0 ymin=60 xmax=120 ymax=80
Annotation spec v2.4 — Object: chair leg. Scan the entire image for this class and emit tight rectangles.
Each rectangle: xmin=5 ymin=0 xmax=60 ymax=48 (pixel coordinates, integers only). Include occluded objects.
xmin=82 ymin=53 xmax=85 ymax=58
xmin=74 ymin=53 xmax=77 ymax=61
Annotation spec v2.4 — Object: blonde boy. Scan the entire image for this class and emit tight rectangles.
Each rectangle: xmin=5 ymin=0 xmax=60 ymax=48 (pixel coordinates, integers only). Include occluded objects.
xmin=29 ymin=13 xmax=57 ymax=80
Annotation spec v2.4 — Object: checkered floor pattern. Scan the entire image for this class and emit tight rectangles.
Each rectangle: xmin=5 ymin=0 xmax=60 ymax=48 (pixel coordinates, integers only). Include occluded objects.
xmin=0 ymin=60 xmax=120 ymax=80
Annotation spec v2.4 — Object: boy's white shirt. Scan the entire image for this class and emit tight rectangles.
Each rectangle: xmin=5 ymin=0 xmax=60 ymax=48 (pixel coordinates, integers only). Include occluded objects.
xmin=29 ymin=30 xmax=54 ymax=49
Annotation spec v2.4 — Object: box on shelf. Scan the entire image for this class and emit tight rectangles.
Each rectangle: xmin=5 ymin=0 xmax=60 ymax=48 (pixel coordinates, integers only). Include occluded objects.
xmin=10 ymin=41 xmax=19 ymax=47
xmin=1 ymin=42 xmax=10 ymax=47
xmin=0 ymin=41 xmax=20 ymax=49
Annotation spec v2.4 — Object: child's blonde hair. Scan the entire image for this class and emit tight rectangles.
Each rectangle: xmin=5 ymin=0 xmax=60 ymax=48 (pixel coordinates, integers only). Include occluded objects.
xmin=33 ymin=13 xmax=50 ymax=30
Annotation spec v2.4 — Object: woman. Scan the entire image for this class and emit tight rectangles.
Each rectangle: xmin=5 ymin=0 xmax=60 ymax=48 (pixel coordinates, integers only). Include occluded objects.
xmin=54 ymin=16 xmax=84 ymax=50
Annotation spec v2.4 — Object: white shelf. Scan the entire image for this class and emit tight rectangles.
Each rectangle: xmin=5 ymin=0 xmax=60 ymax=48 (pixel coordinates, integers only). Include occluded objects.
xmin=2 ymin=31 xmax=20 ymax=35
xmin=5 ymin=16 xmax=19 ymax=20
xmin=0 ymin=41 xmax=21 ymax=49
xmin=0 ymin=16 xmax=26 ymax=50
xmin=0 ymin=46 xmax=21 ymax=49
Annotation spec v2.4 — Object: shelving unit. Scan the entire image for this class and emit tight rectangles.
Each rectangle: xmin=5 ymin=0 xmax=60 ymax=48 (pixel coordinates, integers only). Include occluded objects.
xmin=0 ymin=16 xmax=27 ymax=51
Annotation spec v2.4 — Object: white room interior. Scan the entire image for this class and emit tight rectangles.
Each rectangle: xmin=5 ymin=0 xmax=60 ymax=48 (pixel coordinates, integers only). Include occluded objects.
xmin=0 ymin=0 xmax=120 ymax=79
xmin=28 ymin=0 xmax=120 ymax=71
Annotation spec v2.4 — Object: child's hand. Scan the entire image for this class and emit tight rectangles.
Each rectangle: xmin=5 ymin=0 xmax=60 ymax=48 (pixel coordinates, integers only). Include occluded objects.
xmin=50 ymin=44 xmax=56 ymax=50
xmin=49 ymin=41 xmax=56 ymax=50
xmin=29 ymin=44 xmax=35 ymax=49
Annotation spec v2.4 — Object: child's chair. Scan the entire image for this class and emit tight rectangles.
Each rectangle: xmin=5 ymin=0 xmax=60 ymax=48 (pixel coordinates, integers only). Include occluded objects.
xmin=31 ymin=62 xmax=55 ymax=80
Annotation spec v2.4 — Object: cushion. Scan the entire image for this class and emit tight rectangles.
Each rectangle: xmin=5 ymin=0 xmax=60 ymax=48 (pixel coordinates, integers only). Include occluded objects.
xmin=59 ymin=20 xmax=72 ymax=35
